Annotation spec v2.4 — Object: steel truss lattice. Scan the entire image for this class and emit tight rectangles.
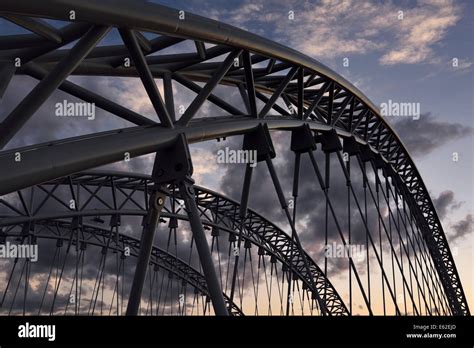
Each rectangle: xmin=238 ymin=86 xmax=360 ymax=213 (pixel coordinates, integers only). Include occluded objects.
xmin=0 ymin=0 xmax=469 ymax=316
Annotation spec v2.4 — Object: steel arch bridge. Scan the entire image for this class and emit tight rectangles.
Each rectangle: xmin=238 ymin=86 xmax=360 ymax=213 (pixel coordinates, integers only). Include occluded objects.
xmin=0 ymin=0 xmax=469 ymax=316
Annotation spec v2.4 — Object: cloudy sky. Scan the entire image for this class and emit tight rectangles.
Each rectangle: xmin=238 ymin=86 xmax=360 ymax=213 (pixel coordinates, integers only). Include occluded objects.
xmin=0 ymin=0 xmax=472 ymax=314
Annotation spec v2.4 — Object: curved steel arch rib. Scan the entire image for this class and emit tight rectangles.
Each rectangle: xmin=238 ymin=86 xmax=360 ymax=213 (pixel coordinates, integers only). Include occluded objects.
xmin=0 ymin=0 xmax=468 ymax=315
xmin=0 ymin=219 xmax=244 ymax=316
xmin=0 ymin=171 xmax=348 ymax=315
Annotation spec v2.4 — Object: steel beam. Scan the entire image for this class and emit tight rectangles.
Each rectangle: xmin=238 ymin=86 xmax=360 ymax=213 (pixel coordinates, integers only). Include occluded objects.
xmin=2 ymin=14 xmax=62 ymax=43
xmin=0 ymin=63 xmax=15 ymax=98
xmin=259 ymin=67 xmax=298 ymax=118
xmin=172 ymin=73 xmax=243 ymax=116
xmin=178 ymin=178 xmax=228 ymax=316
xmin=178 ymin=49 xmax=242 ymax=126
xmin=126 ymin=188 xmax=167 ymax=315
xmin=243 ymin=51 xmax=258 ymax=117
xmin=24 ymin=63 xmax=155 ymax=126
xmin=5 ymin=22 xmax=92 ymax=65
xmin=163 ymin=72 xmax=176 ymax=122
xmin=0 ymin=117 xmax=335 ymax=196
xmin=228 ymin=164 xmax=253 ymax=310
xmin=119 ymin=29 xmax=173 ymax=128
xmin=0 ymin=25 xmax=110 ymax=149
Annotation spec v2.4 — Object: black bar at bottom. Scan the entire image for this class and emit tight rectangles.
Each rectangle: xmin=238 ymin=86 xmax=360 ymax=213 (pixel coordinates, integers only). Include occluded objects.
xmin=0 ymin=316 xmax=471 ymax=346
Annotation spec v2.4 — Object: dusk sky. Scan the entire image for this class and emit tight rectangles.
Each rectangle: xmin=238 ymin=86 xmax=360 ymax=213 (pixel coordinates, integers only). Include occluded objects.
xmin=0 ymin=0 xmax=472 ymax=315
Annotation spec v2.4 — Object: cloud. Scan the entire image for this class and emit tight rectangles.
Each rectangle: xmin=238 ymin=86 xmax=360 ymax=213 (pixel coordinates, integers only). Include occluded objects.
xmin=430 ymin=190 xmax=470 ymax=245
xmin=454 ymin=58 xmax=473 ymax=72
xmin=449 ymin=214 xmax=472 ymax=242
xmin=392 ymin=113 xmax=473 ymax=157
xmin=432 ymin=190 xmax=463 ymax=220
xmin=190 ymin=147 xmax=222 ymax=183
xmin=205 ymin=0 xmax=461 ymax=65
xmin=380 ymin=0 xmax=461 ymax=65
